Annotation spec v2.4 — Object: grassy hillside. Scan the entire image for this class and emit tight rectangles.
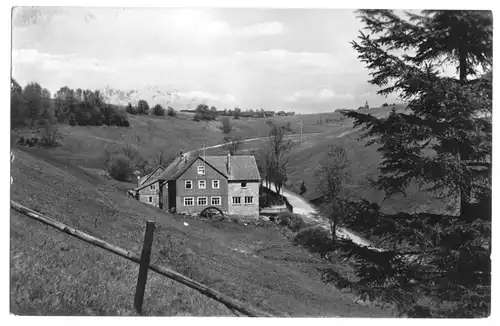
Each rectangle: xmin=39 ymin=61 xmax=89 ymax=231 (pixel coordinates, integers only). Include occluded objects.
xmin=10 ymin=146 xmax=391 ymax=316
xmin=207 ymin=105 xmax=453 ymax=215
xmin=12 ymin=112 xmax=328 ymax=177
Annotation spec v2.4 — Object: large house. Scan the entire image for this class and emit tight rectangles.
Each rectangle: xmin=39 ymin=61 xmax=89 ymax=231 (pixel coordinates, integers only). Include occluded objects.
xmin=133 ymin=153 xmax=261 ymax=218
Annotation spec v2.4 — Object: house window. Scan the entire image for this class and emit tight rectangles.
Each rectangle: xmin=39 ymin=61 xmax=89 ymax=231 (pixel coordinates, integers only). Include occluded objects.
xmin=185 ymin=180 xmax=192 ymax=189
xmin=197 ymin=197 xmax=208 ymax=206
xmin=212 ymin=180 xmax=220 ymax=189
xmin=198 ymin=180 xmax=206 ymax=189
xmin=232 ymin=196 xmax=241 ymax=205
xmin=150 ymin=184 xmax=155 ymax=190
xmin=211 ymin=196 xmax=221 ymax=206
xmin=244 ymin=196 xmax=253 ymax=204
xmin=197 ymin=166 xmax=205 ymax=175
xmin=148 ymin=196 xmax=153 ymax=203
xmin=184 ymin=197 xmax=194 ymax=206
xmin=241 ymin=182 xmax=247 ymax=188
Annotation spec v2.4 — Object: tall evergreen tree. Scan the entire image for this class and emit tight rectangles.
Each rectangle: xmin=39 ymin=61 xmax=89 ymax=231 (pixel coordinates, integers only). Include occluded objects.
xmin=338 ymin=10 xmax=491 ymax=317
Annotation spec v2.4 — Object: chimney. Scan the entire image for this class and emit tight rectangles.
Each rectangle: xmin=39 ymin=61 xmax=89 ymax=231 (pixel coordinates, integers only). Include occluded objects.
xmin=136 ymin=175 xmax=141 ymax=188
xmin=226 ymin=153 xmax=231 ymax=175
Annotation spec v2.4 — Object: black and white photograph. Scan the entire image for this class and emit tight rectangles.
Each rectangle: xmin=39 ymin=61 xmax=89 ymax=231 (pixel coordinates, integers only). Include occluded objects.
xmin=8 ymin=3 xmax=493 ymax=319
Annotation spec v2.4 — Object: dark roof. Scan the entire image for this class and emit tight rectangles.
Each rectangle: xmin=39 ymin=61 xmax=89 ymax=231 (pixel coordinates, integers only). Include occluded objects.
xmin=139 ymin=165 xmax=164 ymax=186
xmin=218 ymin=155 xmax=260 ymax=181
xmin=134 ymin=178 xmax=160 ymax=191
xmin=156 ymin=154 xmax=261 ymax=182
xmin=157 ymin=155 xmax=199 ymax=181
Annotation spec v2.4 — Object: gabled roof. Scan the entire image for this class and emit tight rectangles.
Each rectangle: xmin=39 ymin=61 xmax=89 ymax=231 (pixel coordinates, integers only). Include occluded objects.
xmin=134 ymin=178 xmax=160 ymax=191
xmin=211 ymin=155 xmax=260 ymax=181
xmin=139 ymin=165 xmax=164 ymax=186
xmin=156 ymin=154 xmax=261 ymax=182
xmin=157 ymin=155 xmax=199 ymax=182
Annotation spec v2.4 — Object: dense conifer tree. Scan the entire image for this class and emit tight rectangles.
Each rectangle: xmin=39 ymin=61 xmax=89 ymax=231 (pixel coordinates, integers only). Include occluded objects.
xmin=339 ymin=10 xmax=491 ymax=317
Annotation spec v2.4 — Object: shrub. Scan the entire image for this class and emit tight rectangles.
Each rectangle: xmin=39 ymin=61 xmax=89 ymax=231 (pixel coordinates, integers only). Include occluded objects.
xmin=277 ymin=212 xmax=307 ymax=232
xmin=294 ymin=226 xmax=333 ymax=252
xmin=153 ymin=104 xmax=165 ymax=116
xmin=137 ymin=100 xmax=149 ymax=115
xmin=69 ymin=113 xmax=77 ymax=126
xmin=108 ymin=155 xmax=133 ymax=181
xmin=233 ymin=110 xmax=240 ymax=120
xmin=194 ymin=104 xmax=216 ymax=121
xmin=193 ymin=111 xmax=202 ymax=121
xmin=126 ymin=103 xmax=137 ymax=115
xmin=221 ymin=117 xmax=232 ymax=133
xmin=40 ymin=121 xmax=62 ymax=147
xmin=382 ymin=102 xmax=389 ymax=107
xmin=111 ymin=111 xmax=130 ymax=127
xmin=166 ymin=107 xmax=176 ymax=117
xmin=94 ymin=117 xmax=104 ymax=126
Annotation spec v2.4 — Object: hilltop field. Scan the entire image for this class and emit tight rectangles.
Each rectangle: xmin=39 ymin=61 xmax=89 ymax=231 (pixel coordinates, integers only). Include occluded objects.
xmin=12 ymin=111 xmax=329 ymax=175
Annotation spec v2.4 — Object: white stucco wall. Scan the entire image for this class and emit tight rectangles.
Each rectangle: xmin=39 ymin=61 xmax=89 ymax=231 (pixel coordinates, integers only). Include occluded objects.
xmin=227 ymin=181 xmax=260 ymax=218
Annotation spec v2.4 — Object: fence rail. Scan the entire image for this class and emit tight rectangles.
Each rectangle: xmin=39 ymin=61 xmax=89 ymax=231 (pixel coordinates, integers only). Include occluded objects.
xmin=10 ymin=200 xmax=273 ymax=317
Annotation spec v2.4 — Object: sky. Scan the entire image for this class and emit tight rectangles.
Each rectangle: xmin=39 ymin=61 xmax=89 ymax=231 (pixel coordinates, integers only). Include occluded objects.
xmin=11 ymin=7 xmax=401 ymax=113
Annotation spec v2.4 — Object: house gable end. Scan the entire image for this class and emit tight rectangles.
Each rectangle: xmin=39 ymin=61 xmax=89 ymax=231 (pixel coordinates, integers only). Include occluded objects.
xmin=174 ymin=157 xmax=228 ymax=181
xmin=139 ymin=165 xmax=165 ymax=185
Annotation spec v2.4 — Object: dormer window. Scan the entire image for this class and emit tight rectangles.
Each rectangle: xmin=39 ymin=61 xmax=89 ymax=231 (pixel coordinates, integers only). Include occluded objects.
xmin=197 ymin=166 xmax=205 ymax=175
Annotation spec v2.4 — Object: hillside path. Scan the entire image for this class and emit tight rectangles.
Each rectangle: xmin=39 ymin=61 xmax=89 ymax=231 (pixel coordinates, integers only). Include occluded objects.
xmin=261 ymin=181 xmax=381 ymax=250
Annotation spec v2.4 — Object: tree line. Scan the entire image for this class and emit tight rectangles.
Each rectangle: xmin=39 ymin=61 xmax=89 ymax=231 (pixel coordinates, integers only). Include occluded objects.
xmin=182 ymin=106 xmax=295 ymax=119
xmin=126 ymin=100 xmax=177 ymax=117
xmin=11 ymin=80 xmax=132 ymax=130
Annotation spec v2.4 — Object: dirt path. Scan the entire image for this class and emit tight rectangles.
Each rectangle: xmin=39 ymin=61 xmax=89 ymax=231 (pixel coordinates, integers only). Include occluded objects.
xmin=262 ymin=181 xmax=382 ymax=251
xmin=183 ymin=127 xmax=383 ymax=251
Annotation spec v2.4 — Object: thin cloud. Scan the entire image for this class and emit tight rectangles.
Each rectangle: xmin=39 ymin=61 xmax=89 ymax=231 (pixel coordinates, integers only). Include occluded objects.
xmin=240 ymin=21 xmax=284 ymax=36
xmin=286 ymin=89 xmax=354 ymax=103
xmin=11 ymin=8 xmax=399 ymax=113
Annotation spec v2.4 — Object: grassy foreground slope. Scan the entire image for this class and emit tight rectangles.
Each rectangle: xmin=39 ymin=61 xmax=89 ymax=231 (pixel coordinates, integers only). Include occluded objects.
xmin=10 ymin=146 xmax=390 ymax=317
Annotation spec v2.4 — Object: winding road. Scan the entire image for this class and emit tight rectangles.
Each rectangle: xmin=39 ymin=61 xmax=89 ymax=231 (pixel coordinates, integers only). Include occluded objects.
xmin=181 ymin=128 xmax=383 ymax=251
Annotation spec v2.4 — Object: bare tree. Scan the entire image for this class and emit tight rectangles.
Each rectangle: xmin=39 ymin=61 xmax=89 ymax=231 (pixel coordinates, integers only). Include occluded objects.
xmin=263 ymin=123 xmax=293 ymax=196
xmin=223 ymin=136 xmax=242 ymax=155
xmin=314 ymin=145 xmax=350 ymax=243
xmin=149 ymin=147 xmax=166 ymax=168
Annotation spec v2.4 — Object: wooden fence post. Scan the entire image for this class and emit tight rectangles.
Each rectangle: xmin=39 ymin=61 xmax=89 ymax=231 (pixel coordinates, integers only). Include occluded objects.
xmin=134 ymin=221 xmax=155 ymax=314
